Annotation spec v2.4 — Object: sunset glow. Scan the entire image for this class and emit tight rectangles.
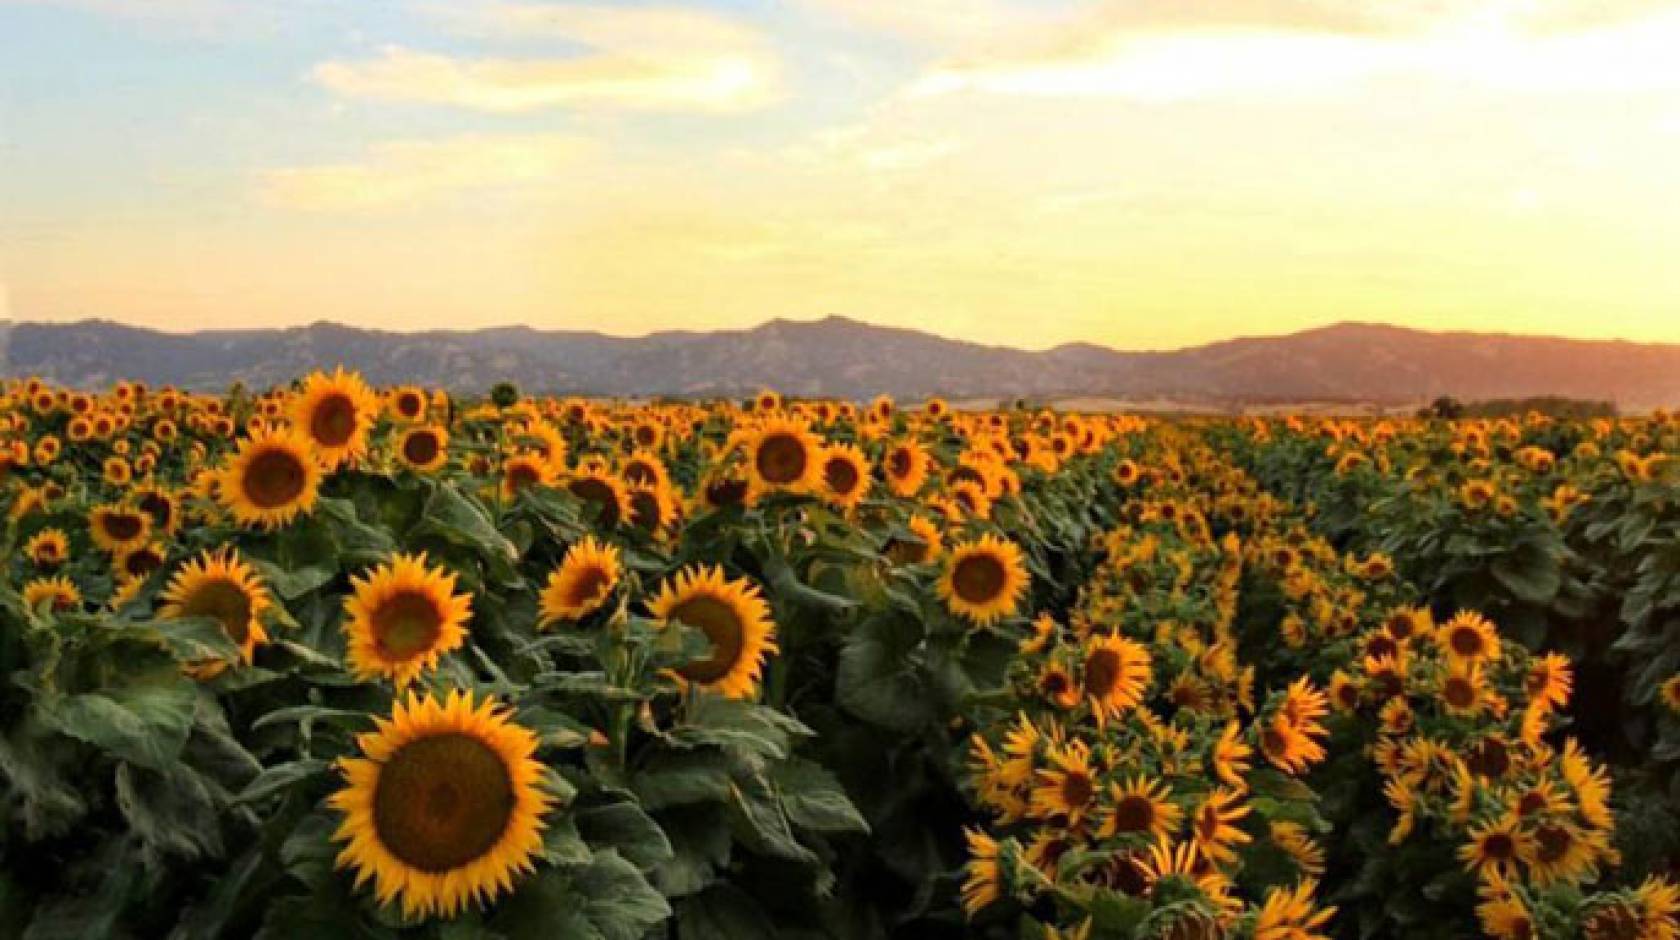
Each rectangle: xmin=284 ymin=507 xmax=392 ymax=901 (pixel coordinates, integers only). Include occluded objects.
xmin=1 ymin=0 xmax=1677 ymax=349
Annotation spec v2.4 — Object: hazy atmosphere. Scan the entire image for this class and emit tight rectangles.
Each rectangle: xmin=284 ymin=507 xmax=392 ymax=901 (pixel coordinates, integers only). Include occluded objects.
xmin=3 ymin=0 xmax=1680 ymax=349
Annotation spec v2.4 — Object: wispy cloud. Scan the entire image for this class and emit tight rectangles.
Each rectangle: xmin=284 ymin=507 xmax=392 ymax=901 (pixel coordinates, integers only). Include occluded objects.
xmin=313 ymin=4 xmax=781 ymax=113
xmin=256 ymin=134 xmax=592 ymax=211
xmin=908 ymin=5 xmax=1680 ymax=102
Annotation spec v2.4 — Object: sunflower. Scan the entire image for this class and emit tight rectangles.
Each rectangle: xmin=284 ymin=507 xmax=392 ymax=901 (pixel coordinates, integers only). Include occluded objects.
xmin=939 ymin=534 xmax=1029 ymax=627
xmin=1081 ymin=633 xmax=1152 ymax=721
xmin=501 ymin=453 xmax=557 ymax=500
xmin=1663 ymin=676 xmax=1680 ymax=715
xmin=158 ymin=548 xmax=273 ymax=664
xmin=819 ymin=443 xmax=872 ymax=510
xmin=343 ymin=553 xmax=472 ymax=687
xmin=396 ymin=425 xmax=449 ymax=472
xmin=648 ymin=565 xmax=778 ymax=700
xmin=1528 ymin=820 xmax=1603 ymax=886
xmin=116 ymin=541 xmax=168 ymax=583
xmin=1270 ymin=821 xmax=1326 ymax=877
xmin=538 ymin=536 xmax=622 ymax=626
xmin=882 ymin=439 xmax=932 ymax=498
xmin=885 ymin=514 xmax=943 ymax=565
xmin=25 ymin=528 xmax=69 ymax=568
xmin=388 ymin=386 xmax=428 ymax=423
xmin=1253 ymin=880 xmax=1335 ymax=940
xmin=1189 ymin=787 xmax=1252 ymax=866
xmin=89 ymin=503 xmax=152 ymax=554
xmin=566 ymin=468 xmax=632 ymax=528
xmin=626 ymin=482 xmax=679 ymax=533
xmin=744 ymin=416 xmax=822 ymax=496
xmin=292 ymin=368 xmax=380 ymax=468
xmin=1440 ymin=661 xmax=1487 ymax=717
xmin=22 ymin=575 xmax=81 ymax=614
xmin=1030 ymin=739 xmax=1101 ymax=824
xmin=1459 ymin=815 xmax=1535 ymax=881
xmin=1036 ymin=661 xmax=1081 ymax=710
xmin=330 ymin=690 xmax=553 ymax=919
xmin=217 ymin=427 xmax=322 ymax=528
xmin=960 ymin=828 xmax=1003 ymax=917
xmin=136 ymin=487 xmax=181 ymax=535
xmin=1101 ymin=775 xmax=1181 ymax=841
xmin=1438 ymin=610 xmax=1501 ymax=666
xmin=1212 ymin=722 xmax=1254 ymax=791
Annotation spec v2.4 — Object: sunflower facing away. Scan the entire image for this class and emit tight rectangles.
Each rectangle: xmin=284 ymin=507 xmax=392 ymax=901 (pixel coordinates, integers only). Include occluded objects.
xmin=344 ymin=553 xmax=473 ymax=687
xmin=538 ymin=536 xmax=622 ymax=626
xmin=330 ymin=690 xmax=553 ymax=919
xmin=158 ymin=548 xmax=273 ymax=664
xmin=939 ymin=534 xmax=1029 ymax=627
xmin=217 ymin=427 xmax=322 ymax=528
xmin=292 ymin=367 xmax=380 ymax=468
xmin=648 ymin=565 xmax=778 ymax=699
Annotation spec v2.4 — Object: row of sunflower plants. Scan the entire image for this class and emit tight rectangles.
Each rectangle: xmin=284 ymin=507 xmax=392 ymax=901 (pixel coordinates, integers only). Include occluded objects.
xmin=955 ymin=431 xmax=1344 ymax=939
xmin=0 ymin=372 xmax=1143 ymax=937
xmin=1218 ymin=412 xmax=1680 ymax=875
xmin=1220 ymin=431 xmax=1680 ymax=939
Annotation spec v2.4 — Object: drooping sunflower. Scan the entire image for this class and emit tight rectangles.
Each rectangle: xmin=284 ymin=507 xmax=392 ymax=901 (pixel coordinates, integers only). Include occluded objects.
xmin=938 ymin=534 xmax=1029 ymax=627
xmin=89 ymin=503 xmax=152 ymax=554
xmin=501 ymin=453 xmax=557 ymax=500
xmin=1252 ymin=880 xmax=1335 ymax=940
xmin=1081 ymin=633 xmax=1152 ymax=722
xmin=158 ymin=548 xmax=273 ymax=664
xmin=960 ymin=828 xmax=1003 ymax=917
xmin=885 ymin=514 xmax=943 ymax=565
xmin=819 ymin=443 xmax=872 ymax=510
xmin=882 ymin=439 xmax=932 ymax=497
xmin=1438 ymin=611 xmax=1501 ymax=666
xmin=1189 ymin=787 xmax=1252 ymax=866
xmin=25 ymin=528 xmax=69 ymax=569
xmin=1101 ymin=775 xmax=1182 ymax=841
xmin=566 ymin=467 xmax=632 ymax=529
xmin=537 ymin=536 xmax=622 ymax=627
xmin=396 ymin=425 xmax=449 ymax=472
xmin=343 ymin=553 xmax=472 ymax=687
xmin=745 ymin=416 xmax=822 ymax=496
xmin=22 ymin=575 xmax=82 ymax=614
xmin=217 ymin=427 xmax=322 ymax=528
xmin=330 ymin=690 xmax=553 ymax=919
xmin=292 ymin=367 xmax=380 ymax=468
xmin=647 ymin=565 xmax=777 ymax=700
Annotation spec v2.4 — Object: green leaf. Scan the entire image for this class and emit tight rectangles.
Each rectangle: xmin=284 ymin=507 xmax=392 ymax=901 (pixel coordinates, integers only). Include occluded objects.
xmin=575 ymin=800 xmax=675 ymax=873
xmin=149 ymin=615 xmax=243 ymax=663
xmin=676 ymin=885 xmax=779 ymax=940
xmin=772 ymin=758 xmax=867 ymax=835
xmin=36 ymin=681 xmax=196 ymax=773
xmin=234 ymin=758 xmax=331 ymax=805
xmin=1490 ymin=539 xmax=1561 ymax=606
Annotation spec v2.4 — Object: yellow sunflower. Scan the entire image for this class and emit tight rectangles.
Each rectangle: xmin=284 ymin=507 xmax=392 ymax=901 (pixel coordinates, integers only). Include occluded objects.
xmin=538 ymin=536 xmax=622 ymax=626
xmin=885 ymin=514 xmax=943 ymax=565
xmin=89 ymin=503 xmax=152 ymax=554
xmin=1438 ymin=610 xmax=1501 ymax=666
xmin=1081 ymin=633 xmax=1152 ymax=722
xmin=292 ymin=367 xmax=380 ymax=468
xmin=25 ymin=528 xmax=69 ymax=568
xmin=217 ymin=427 xmax=322 ymax=528
xmin=22 ymin=575 xmax=82 ymax=614
xmin=819 ymin=443 xmax=872 ymax=510
xmin=1189 ymin=787 xmax=1252 ymax=866
xmin=396 ymin=425 xmax=449 ymax=472
xmin=626 ymin=482 xmax=679 ymax=534
xmin=648 ymin=565 xmax=778 ymax=700
xmin=330 ymin=690 xmax=553 ymax=919
xmin=158 ymin=548 xmax=273 ymax=664
xmin=1459 ymin=815 xmax=1535 ymax=881
xmin=1030 ymin=739 xmax=1102 ymax=824
xmin=745 ymin=416 xmax=822 ymax=496
xmin=501 ymin=453 xmax=557 ymax=500
xmin=387 ymin=386 xmax=428 ymax=423
xmin=1101 ymin=775 xmax=1182 ymax=842
xmin=882 ymin=439 xmax=931 ymax=498
xmin=938 ymin=534 xmax=1029 ymax=627
xmin=343 ymin=553 xmax=473 ymax=687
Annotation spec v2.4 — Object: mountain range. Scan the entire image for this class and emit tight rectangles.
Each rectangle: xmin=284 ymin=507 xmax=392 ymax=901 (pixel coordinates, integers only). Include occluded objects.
xmin=2 ymin=317 xmax=1678 ymax=408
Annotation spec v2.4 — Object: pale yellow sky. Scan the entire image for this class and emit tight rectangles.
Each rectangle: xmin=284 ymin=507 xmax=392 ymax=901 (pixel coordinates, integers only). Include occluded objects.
xmin=1 ymin=0 xmax=1678 ymax=350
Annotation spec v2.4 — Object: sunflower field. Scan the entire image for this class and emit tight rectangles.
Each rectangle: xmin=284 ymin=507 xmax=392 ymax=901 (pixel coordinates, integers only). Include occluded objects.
xmin=1 ymin=375 xmax=1678 ymax=940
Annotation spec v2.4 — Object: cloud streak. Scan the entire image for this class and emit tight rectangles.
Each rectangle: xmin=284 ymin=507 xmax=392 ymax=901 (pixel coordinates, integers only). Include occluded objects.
xmin=256 ymin=134 xmax=592 ymax=211
xmin=314 ymin=4 xmax=781 ymax=113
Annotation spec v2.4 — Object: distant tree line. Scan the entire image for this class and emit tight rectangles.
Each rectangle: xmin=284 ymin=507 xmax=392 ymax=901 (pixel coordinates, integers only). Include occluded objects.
xmin=1419 ymin=395 xmax=1618 ymax=420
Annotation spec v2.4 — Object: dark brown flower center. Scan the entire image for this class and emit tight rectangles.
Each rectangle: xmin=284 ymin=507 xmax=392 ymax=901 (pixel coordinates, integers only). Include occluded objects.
xmin=373 ymin=733 xmax=514 ymax=874
xmin=244 ymin=448 xmax=307 ymax=508
xmin=952 ymin=554 xmax=1006 ymax=604
xmin=755 ymin=433 xmax=808 ymax=484
xmin=669 ymin=595 xmax=746 ymax=684
xmin=374 ymin=591 xmax=444 ymax=658
xmin=178 ymin=579 xmax=254 ymax=644
xmin=310 ymin=393 xmax=358 ymax=447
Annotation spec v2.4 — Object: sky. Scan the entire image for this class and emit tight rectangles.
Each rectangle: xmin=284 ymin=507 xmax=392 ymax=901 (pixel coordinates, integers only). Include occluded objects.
xmin=1 ymin=0 xmax=1678 ymax=351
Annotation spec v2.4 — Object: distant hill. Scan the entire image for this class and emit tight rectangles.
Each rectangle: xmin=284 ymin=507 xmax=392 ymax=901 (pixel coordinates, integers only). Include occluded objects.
xmin=3 ymin=317 xmax=1678 ymax=408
